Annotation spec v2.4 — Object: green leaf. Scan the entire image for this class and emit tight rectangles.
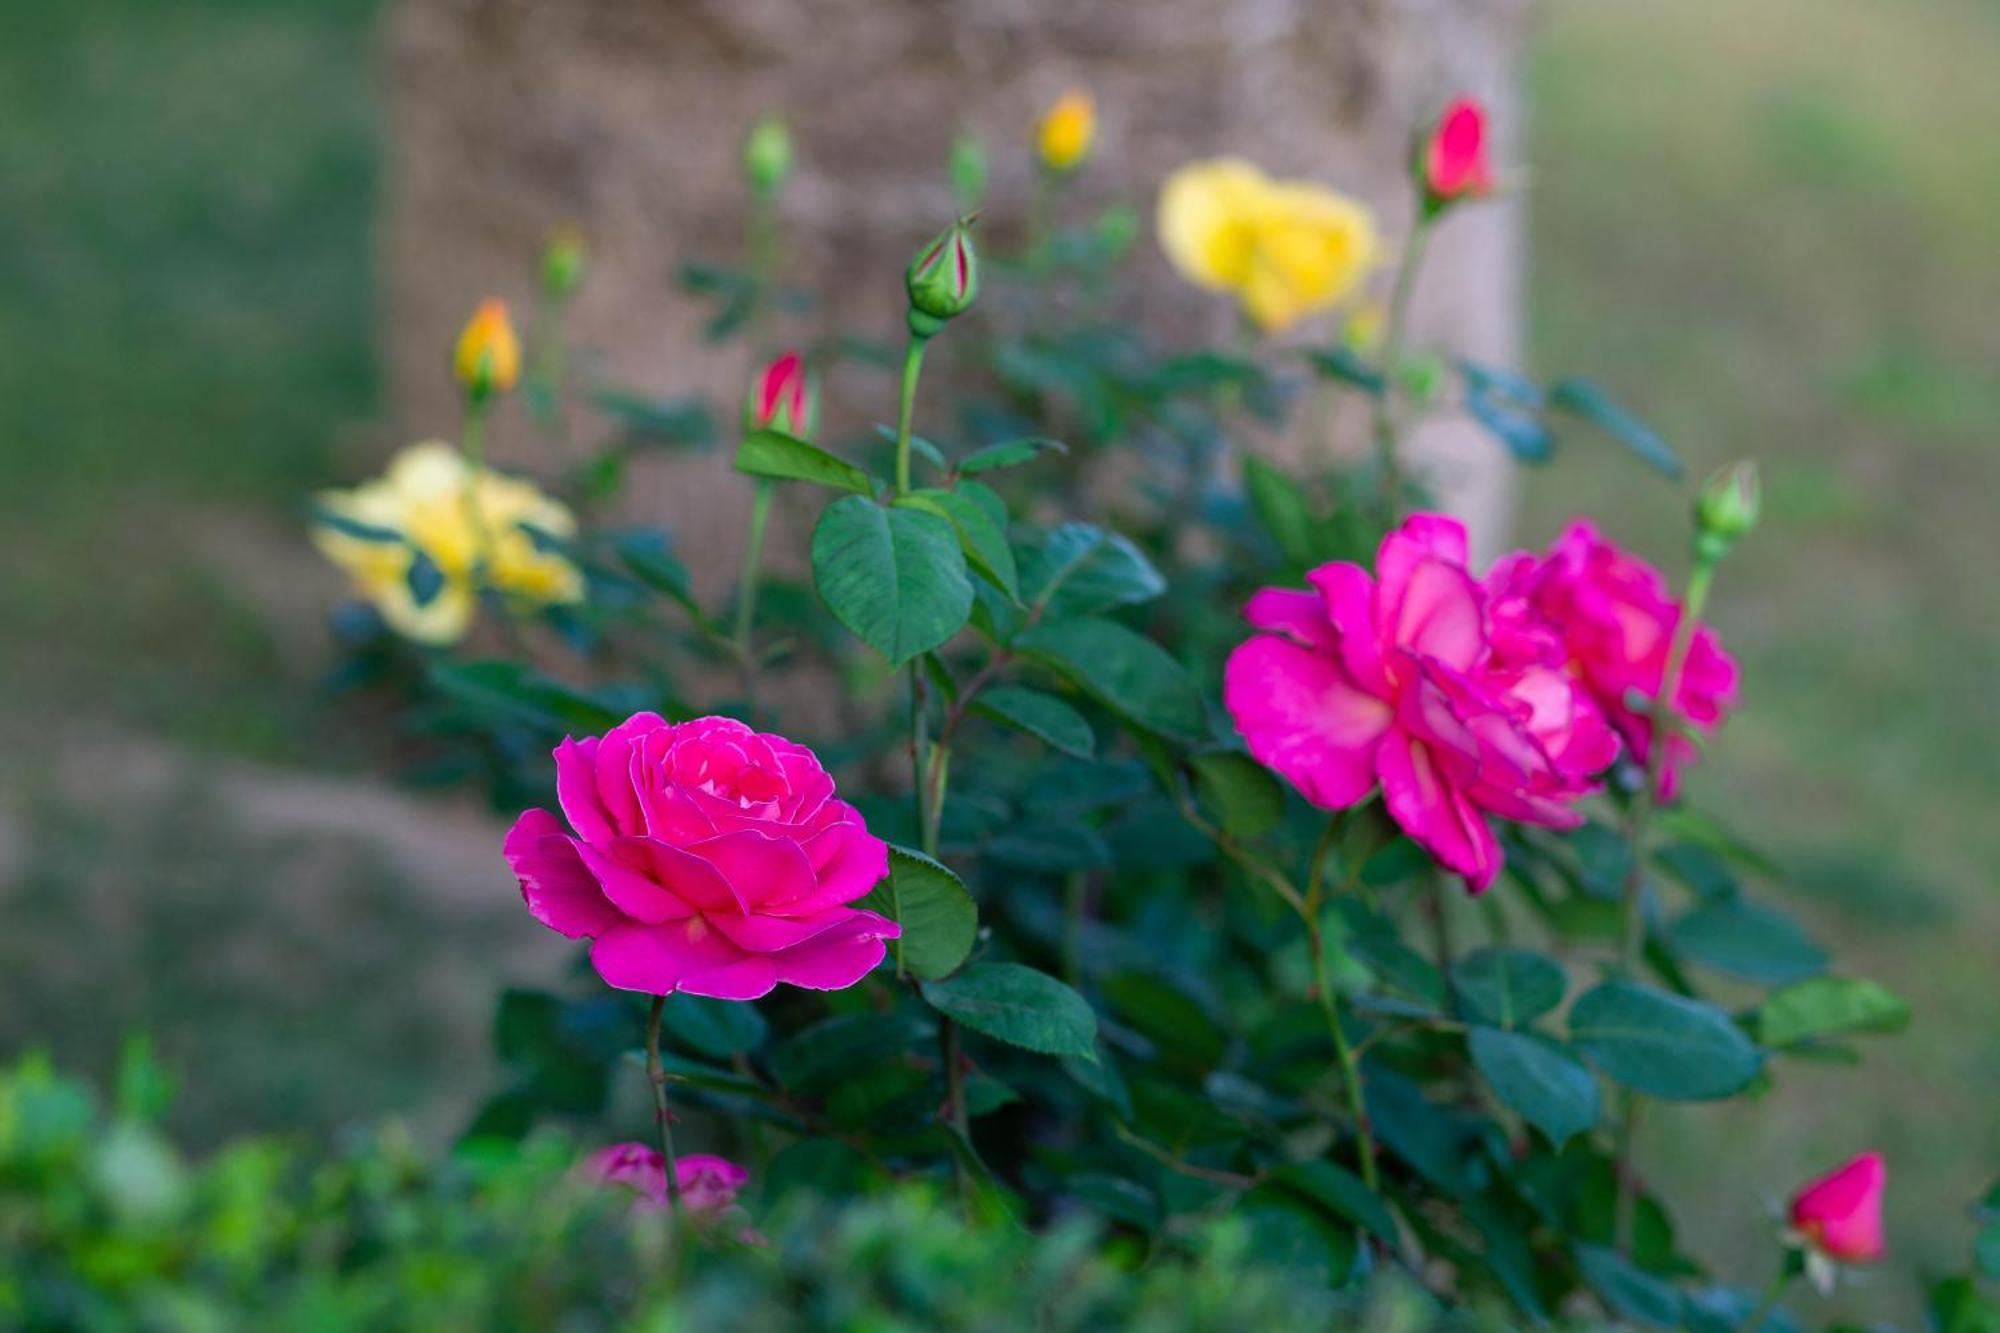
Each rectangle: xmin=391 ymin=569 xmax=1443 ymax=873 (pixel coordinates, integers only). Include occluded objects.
xmin=1547 ymin=377 xmax=1684 ymax=478
xmin=768 ymin=1013 xmax=933 ymax=1092
xmin=1667 ymin=897 xmax=1826 ymax=985
xmin=1569 ymin=982 xmax=1763 ymax=1101
xmin=1269 ymin=1160 xmax=1399 ymax=1245
xmin=1189 ymin=750 xmax=1284 ymax=842
xmin=1977 ymin=1224 xmax=2000 ymax=1282
xmin=857 ymin=846 xmax=978 ymax=982
xmin=664 ymin=995 xmax=768 ymax=1060
xmin=734 ymin=428 xmax=875 ymax=495
xmin=894 ymin=487 xmax=1018 ymax=601
xmin=1243 ymin=456 xmax=1318 ymax=566
xmin=1755 ymin=976 xmax=1910 ymax=1048
xmin=1021 ymin=522 xmax=1167 ymax=617
xmin=920 ymin=962 xmax=1098 ymax=1060
xmin=971 ymin=686 xmax=1096 ymax=759
xmin=811 ymin=497 xmax=974 ymax=666
xmin=1451 ymin=948 xmax=1567 ymax=1029
xmin=1932 ymin=1277 xmax=2000 ymax=1333
xmin=1016 ymin=618 xmax=1205 ymax=741
xmin=871 ymin=423 xmax=946 ymax=473
xmin=1575 ymin=1243 xmax=1683 ymax=1328
xmin=1468 ymin=1028 xmax=1600 ymax=1149
xmin=1466 ymin=384 xmax=1553 ymax=462
xmin=1304 ymin=346 xmax=1386 ymax=396
xmin=986 ymin=824 xmax=1111 ymax=873
xmin=957 ymin=435 xmax=1066 ymax=475
xmin=429 ymin=660 xmax=630 ymax=734
xmin=611 ymin=530 xmax=696 ymax=610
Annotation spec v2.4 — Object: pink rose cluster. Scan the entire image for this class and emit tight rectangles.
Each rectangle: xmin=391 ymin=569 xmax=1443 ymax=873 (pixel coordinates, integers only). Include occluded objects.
xmin=504 ymin=713 xmax=899 ymax=1000
xmin=1225 ymin=514 xmax=1736 ymax=890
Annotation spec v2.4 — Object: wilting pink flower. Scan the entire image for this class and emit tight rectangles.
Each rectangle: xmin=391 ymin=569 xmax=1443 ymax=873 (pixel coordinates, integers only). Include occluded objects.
xmin=1423 ymin=96 xmax=1495 ymax=205
xmin=590 ymin=1143 xmax=750 ymax=1216
xmin=504 ymin=714 xmax=898 ymax=999
xmin=1225 ymin=514 xmax=1616 ymax=891
xmin=746 ymin=351 xmax=816 ymax=437
xmin=1485 ymin=520 xmax=1737 ymax=799
xmin=1789 ymin=1151 xmax=1886 ymax=1264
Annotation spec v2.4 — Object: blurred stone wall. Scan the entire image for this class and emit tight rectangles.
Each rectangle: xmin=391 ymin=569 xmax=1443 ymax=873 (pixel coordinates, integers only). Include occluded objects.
xmin=382 ymin=0 xmax=1529 ymax=580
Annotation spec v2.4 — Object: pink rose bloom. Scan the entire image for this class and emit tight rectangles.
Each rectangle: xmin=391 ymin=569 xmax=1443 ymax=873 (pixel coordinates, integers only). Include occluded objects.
xmin=590 ymin=1142 xmax=750 ymax=1216
xmin=1789 ymin=1151 xmax=1886 ymax=1263
xmin=1424 ymin=96 xmax=1495 ymax=204
xmin=504 ymin=713 xmax=898 ymax=999
xmin=1486 ymin=520 xmax=1738 ymax=799
xmin=1224 ymin=514 xmax=1616 ymax=891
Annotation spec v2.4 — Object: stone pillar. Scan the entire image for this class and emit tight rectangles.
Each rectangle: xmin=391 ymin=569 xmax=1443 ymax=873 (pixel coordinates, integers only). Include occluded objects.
xmin=382 ymin=0 xmax=1528 ymax=580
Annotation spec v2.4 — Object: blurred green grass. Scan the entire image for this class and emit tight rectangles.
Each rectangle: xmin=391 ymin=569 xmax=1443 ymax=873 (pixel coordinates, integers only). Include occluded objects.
xmin=1526 ymin=0 xmax=2000 ymax=1315
xmin=0 ymin=0 xmax=1995 ymax=1317
xmin=0 ymin=0 xmax=378 ymax=758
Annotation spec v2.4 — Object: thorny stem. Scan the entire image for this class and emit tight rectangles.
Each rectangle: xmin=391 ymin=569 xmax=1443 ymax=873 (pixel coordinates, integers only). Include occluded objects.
xmin=644 ymin=995 xmax=685 ymax=1216
xmin=1613 ymin=554 xmax=1718 ymax=1254
xmin=1370 ymin=213 xmax=1433 ymax=510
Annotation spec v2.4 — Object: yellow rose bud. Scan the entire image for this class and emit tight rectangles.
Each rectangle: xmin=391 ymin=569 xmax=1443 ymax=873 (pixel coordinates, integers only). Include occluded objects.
xmin=453 ymin=299 xmax=521 ymax=401
xmin=1036 ymin=89 xmax=1096 ymax=175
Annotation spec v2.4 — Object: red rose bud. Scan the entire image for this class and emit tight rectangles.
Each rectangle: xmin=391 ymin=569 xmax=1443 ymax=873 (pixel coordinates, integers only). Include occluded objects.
xmin=1693 ymin=459 xmax=1761 ymax=562
xmin=745 ymin=350 xmax=818 ymax=438
xmin=743 ymin=114 xmax=794 ymax=195
xmin=904 ymin=217 xmax=980 ymax=336
xmin=1420 ymin=96 xmax=1496 ymax=213
xmin=1789 ymin=1151 xmax=1886 ymax=1267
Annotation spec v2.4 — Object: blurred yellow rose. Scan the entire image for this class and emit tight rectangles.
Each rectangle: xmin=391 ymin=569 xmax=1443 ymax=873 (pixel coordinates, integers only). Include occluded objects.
xmin=453 ymin=299 xmax=521 ymax=399
xmin=1037 ymin=90 xmax=1096 ymax=174
xmin=1157 ymin=158 xmax=1379 ymax=333
xmin=313 ymin=441 xmax=584 ymax=644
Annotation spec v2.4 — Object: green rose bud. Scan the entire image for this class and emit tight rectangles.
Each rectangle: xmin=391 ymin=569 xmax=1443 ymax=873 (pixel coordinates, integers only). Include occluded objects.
xmin=540 ymin=227 xmax=587 ymax=300
xmin=742 ymin=115 xmax=794 ymax=195
xmin=904 ymin=217 xmax=980 ymax=337
xmin=948 ymin=130 xmax=989 ymax=214
xmin=1693 ymin=459 xmax=1761 ymax=563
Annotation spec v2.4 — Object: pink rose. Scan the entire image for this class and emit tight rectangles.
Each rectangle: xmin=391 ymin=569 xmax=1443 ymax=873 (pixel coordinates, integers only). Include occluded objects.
xmin=504 ymin=713 xmax=898 ymax=1000
xmin=1486 ymin=520 xmax=1738 ymax=799
xmin=1423 ymin=96 xmax=1495 ymax=205
xmin=590 ymin=1143 xmax=750 ymax=1216
xmin=1789 ymin=1151 xmax=1886 ymax=1264
xmin=1224 ymin=514 xmax=1615 ymax=891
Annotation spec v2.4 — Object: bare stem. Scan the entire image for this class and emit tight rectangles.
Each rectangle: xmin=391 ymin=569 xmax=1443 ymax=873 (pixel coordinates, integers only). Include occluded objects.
xmin=644 ymin=995 xmax=684 ymax=1215
xmin=1370 ymin=214 xmax=1433 ymax=510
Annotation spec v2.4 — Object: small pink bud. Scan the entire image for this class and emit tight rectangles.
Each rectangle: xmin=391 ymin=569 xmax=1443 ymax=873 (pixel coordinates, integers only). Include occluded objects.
xmin=1421 ymin=96 xmax=1496 ymax=212
xmin=746 ymin=350 xmax=817 ymax=438
xmin=1789 ymin=1151 xmax=1886 ymax=1264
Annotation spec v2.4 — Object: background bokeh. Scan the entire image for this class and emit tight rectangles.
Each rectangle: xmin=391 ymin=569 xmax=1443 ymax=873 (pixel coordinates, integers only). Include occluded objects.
xmin=1 ymin=0 xmax=1994 ymax=1322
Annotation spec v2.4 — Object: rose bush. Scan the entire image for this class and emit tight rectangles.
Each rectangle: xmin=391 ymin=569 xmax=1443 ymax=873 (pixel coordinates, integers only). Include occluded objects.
xmin=289 ymin=89 xmax=1977 ymax=1333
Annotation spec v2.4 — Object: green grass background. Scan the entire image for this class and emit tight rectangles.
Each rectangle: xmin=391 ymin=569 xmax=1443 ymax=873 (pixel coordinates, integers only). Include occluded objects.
xmin=0 ymin=0 xmax=1995 ymax=1319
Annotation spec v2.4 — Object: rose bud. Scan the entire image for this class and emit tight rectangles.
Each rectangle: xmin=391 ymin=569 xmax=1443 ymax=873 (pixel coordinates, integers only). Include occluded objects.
xmin=541 ymin=227 xmax=587 ymax=300
xmin=453 ymin=298 xmax=521 ymax=402
xmin=904 ymin=217 xmax=981 ymax=336
xmin=745 ymin=350 xmax=818 ymax=439
xmin=1036 ymin=88 xmax=1096 ymax=175
xmin=588 ymin=1144 xmax=751 ymax=1218
xmin=1419 ymin=96 xmax=1496 ymax=215
xmin=742 ymin=114 xmax=794 ymax=196
xmin=1788 ymin=1151 xmax=1886 ymax=1272
xmin=1694 ymin=460 xmax=1762 ymax=562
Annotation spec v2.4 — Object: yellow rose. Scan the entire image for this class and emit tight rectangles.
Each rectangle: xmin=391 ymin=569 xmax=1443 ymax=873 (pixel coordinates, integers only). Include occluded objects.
xmin=313 ymin=441 xmax=584 ymax=645
xmin=1157 ymin=159 xmax=1380 ymax=333
xmin=453 ymin=299 xmax=521 ymax=399
xmin=1036 ymin=89 xmax=1096 ymax=174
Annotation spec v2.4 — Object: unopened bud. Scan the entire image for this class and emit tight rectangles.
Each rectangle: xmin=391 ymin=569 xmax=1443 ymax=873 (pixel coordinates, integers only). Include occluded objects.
xmin=745 ymin=350 xmax=818 ymax=438
xmin=541 ymin=227 xmax=587 ymax=300
xmin=1693 ymin=459 xmax=1761 ymax=562
xmin=453 ymin=299 xmax=520 ymax=402
xmin=743 ymin=115 xmax=794 ymax=196
xmin=904 ymin=218 xmax=980 ymax=336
